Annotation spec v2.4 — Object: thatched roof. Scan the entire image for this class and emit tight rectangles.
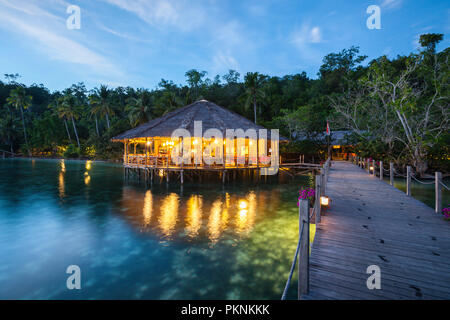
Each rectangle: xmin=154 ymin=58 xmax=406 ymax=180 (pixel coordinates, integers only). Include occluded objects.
xmin=112 ymin=100 xmax=287 ymax=141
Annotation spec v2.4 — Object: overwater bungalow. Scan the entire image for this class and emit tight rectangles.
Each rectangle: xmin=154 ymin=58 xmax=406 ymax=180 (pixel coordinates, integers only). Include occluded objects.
xmin=112 ymin=100 xmax=288 ymax=182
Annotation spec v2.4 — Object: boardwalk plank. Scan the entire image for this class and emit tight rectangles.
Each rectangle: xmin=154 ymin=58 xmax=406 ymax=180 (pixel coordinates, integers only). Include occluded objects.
xmin=305 ymin=161 xmax=450 ymax=300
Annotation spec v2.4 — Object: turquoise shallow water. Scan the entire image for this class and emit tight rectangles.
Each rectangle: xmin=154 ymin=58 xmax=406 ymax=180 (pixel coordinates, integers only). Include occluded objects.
xmin=0 ymin=159 xmax=314 ymax=299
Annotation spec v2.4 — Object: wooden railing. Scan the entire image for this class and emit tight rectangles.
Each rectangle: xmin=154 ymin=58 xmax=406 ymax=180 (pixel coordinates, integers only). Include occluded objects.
xmin=124 ymin=154 xmax=273 ymax=168
xmin=350 ymin=155 xmax=449 ymax=215
xmin=282 ymin=157 xmax=330 ymax=300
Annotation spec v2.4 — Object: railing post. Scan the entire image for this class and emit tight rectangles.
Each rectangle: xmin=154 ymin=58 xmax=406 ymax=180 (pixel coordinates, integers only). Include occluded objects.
xmin=321 ymin=172 xmax=326 ymax=195
xmin=298 ymin=199 xmax=310 ymax=299
xmin=366 ymin=159 xmax=370 ymax=173
xmin=390 ymin=162 xmax=394 ymax=186
xmin=436 ymin=172 xmax=442 ymax=214
xmin=406 ymin=166 xmax=411 ymax=196
xmin=315 ymin=174 xmax=321 ymax=223
xmin=380 ymin=161 xmax=383 ymax=181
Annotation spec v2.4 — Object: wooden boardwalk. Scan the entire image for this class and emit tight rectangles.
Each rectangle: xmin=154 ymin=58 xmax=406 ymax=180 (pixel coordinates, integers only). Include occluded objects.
xmin=304 ymin=161 xmax=450 ymax=300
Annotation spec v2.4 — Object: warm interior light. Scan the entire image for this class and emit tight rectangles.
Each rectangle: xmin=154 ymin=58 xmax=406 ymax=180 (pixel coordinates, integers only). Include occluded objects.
xmin=320 ymin=196 xmax=330 ymax=206
xmin=249 ymin=141 xmax=253 ymax=146
xmin=193 ymin=139 xmax=198 ymax=145
xmin=214 ymin=139 xmax=218 ymax=144
xmin=239 ymin=200 xmax=248 ymax=209
xmin=370 ymin=166 xmax=374 ymax=171
xmin=147 ymin=141 xmax=151 ymax=146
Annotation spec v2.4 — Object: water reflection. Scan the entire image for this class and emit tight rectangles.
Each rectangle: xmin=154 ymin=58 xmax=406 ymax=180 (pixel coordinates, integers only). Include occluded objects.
xmin=143 ymin=190 xmax=153 ymax=226
xmin=186 ymin=195 xmax=202 ymax=238
xmin=158 ymin=193 xmax=179 ymax=238
xmin=208 ymin=199 xmax=223 ymax=242
xmin=119 ymin=187 xmax=263 ymax=243
xmin=58 ymin=160 xmax=65 ymax=199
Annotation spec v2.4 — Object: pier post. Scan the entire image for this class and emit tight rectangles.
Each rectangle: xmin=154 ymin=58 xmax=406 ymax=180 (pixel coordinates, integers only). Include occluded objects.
xmin=223 ymin=170 xmax=226 ymax=184
xmin=315 ymin=174 xmax=321 ymax=223
xmin=372 ymin=160 xmax=376 ymax=176
xmin=379 ymin=161 xmax=383 ymax=181
xmin=436 ymin=172 xmax=442 ymax=214
xmin=181 ymin=170 xmax=184 ymax=184
xmin=406 ymin=166 xmax=411 ymax=196
xmin=321 ymin=172 xmax=326 ymax=195
xmin=298 ymin=199 xmax=310 ymax=299
xmin=390 ymin=162 xmax=394 ymax=186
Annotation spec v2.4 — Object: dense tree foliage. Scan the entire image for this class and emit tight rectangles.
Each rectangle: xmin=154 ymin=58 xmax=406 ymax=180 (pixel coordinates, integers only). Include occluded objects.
xmin=0 ymin=34 xmax=448 ymax=173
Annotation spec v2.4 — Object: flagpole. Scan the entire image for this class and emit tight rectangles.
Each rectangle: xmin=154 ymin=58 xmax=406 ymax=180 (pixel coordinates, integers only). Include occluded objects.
xmin=326 ymin=121 xmax=331 ymax=161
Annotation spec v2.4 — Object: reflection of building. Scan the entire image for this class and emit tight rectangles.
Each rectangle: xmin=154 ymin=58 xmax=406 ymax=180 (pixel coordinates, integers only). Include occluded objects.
xmin=111 ymin=100 xmax=287 ymax=174
xmin=119 ymin=187 xmax=263 ymax=242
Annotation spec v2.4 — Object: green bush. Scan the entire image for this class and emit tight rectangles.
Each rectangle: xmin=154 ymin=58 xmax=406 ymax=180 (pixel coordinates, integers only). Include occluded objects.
xmin=63 ymin=144 xmax=80 ymax=158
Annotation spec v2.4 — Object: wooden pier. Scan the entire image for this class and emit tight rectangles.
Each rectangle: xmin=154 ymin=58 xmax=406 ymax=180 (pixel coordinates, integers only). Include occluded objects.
xmin=303 ymin=161 xmax=450 ymax=299
xmin=124 ymin=162 xmax=322 ymax=184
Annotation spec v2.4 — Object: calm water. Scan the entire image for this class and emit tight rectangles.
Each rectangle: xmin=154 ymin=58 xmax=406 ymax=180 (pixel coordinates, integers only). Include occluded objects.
xmin=0 ymin=159 xmax=314 ymax=299
xmin=383 ymin=177 xmax=450 ymax=209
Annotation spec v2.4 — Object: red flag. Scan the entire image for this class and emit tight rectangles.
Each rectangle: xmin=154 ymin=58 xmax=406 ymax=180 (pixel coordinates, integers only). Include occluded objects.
xmin=326 ymin=121 xmax=330 ymax=136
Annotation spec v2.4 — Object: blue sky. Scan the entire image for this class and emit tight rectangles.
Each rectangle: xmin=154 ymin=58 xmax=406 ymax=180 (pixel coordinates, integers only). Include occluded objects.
xmin=0 ymin=0 xmax=449 ymax=91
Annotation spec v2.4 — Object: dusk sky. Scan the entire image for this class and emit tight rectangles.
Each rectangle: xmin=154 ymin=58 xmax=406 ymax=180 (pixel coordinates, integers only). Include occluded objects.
xmin=0 ymin=0 xmax=449 ymax=91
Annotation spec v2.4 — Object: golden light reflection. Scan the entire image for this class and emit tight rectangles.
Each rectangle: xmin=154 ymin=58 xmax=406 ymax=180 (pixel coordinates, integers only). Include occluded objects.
xmin=235 ymin=192 xmax=256 ymax=235
xmin=58 ymin=172 xmax=65 ymax=198
xmin=221 ymin=193 xmax=230 ymax=228
xmin=85 ymin=160 xmax=92 ymax=171
xmin=208 ymin=199 xmax=223 ymax=242
xmin=186 ymin=195 xmax=203 ymax=238
xmin=158 ymin=193 xmax=179 ymax=237
xmin=60 ymin=159 xmax=66 ymax=173
xmin=143 ymin=190 xmax=153 ymax=226
xmin=84 ymin=174 xmax=91 ymax=185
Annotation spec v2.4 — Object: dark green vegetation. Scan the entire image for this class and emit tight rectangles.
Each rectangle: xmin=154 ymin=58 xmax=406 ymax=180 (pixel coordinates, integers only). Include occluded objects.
xmin=0 ymin=34 xmax=448 ymax=174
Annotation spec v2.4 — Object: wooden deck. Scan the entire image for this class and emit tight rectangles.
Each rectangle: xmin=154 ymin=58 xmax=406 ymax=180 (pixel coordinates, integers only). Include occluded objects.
xmin=303 ymin=161 xmax=450 ymax=300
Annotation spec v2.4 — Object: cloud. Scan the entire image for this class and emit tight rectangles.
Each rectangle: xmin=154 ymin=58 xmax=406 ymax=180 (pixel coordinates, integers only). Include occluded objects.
xmin=290 ymin=23 xmax=324 ymax=64
xmin=0 ymin=0 xmax=123 ymax=78
xmin=291 ymin=23 xmax=323 ymax=45
xmin=102 ymin=0 xmax=206 ymax=31
xmin=381 ymin=0 xmax=403 ymax=9
xmin=211 ymin=51 xmax=240 ymax=74
xmin=99 ymin=24 xmax=152 ymax=43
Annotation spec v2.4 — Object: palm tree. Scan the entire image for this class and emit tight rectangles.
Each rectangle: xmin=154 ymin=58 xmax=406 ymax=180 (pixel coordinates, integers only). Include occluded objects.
xmin=6 ymin=86 xmax=32 ymax=156
xmin=49 ymin=95 xmax=72 ymax=144
xmin=0 ymin=114 xmax=17 ymax=153
xmin=90 ymin=85 xmax=114 ymax=130
xmin=60 ymin=92 xmax=80 ymax=149
xmin=87 ymin=94 xmax=100 ymax=136
xmin=243 ymin=72 xmax=266 ymax=124
xmin=125 ymin=89 xmax=153 ymax=126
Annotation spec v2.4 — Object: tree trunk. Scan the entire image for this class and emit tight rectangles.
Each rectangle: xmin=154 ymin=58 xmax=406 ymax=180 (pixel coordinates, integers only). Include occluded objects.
xmin=413 ymin=147 xmax=428 ymax=177
xmin=253 ymin=95 xmax=257 ymax=124
xmin=64 ymin=118 xmax=72 ymax=143
xmin=71 ymin=116 xmax=80 ymax=149
xmin=20 ymin=106 xmax=31 ymax=157
xmin=95 ymin=115 xmax=100 ymax=136
xmin=105 ymin=113 xmax=110 ymax=130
